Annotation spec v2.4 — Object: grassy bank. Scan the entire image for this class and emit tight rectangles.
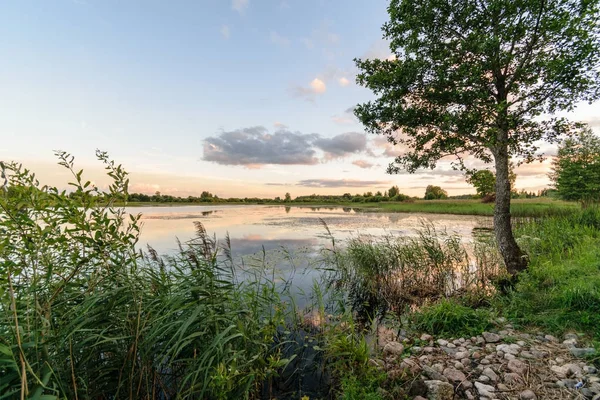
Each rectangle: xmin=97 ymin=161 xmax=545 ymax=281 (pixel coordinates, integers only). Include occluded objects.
xmin=121 ymin=198 xmax=579 ymax=218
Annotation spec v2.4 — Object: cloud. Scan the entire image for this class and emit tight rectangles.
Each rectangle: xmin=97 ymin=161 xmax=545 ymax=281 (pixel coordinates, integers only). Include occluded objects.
xmin=332 ymin=106 xmax=358 ymax=125
xmin=352 ymin=160 xmax=376 ymax=169
xmin=315 ymin=132 xmax=367 ymax=159
xmin=290 ymin=78 xmax=326 ymax=101
xmin=362 ymin=39 xmax=395 ymax=61
xmin=232 ymin=0 xmax=249 ymax=13
xmin=296 ymin=179 xmax=391 ymax=188
xmin=301 ymin=38 xmax=314 ymax=49
xmin=338 ymin=77 xmax=350 ymax=87
xmin=273 ymin=121 xmax=287 ymax=129
xmin=584 ymin=117 xmax=600 ymax=129
xmin=270 ymin=31 xmax=290 ymax=47
xmin=220 ymin=25 xmax=230 ymax=39
xmin=203 ymin=126 xmax=319 ymax=167
xmin=204 ymin=127 xmax=371 ymax=167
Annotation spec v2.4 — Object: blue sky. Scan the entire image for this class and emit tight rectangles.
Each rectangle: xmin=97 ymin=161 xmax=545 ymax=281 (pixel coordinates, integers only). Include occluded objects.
xmin=1 ymin=0 xmax=598 ymax=197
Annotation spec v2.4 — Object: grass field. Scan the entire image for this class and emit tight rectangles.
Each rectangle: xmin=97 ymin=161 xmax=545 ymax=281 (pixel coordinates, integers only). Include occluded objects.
xmin=122 ymin=198 xmax=580 ymax=218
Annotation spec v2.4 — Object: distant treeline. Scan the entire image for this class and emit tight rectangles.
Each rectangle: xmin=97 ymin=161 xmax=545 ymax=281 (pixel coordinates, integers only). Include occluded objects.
xmin=124 ymin=186 xmax=555 ymax=204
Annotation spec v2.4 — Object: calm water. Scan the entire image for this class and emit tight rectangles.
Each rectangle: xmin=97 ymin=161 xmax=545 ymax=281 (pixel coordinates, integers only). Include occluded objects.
xmin=131 ymin=204 xmax=488 ymax=254
xmin=129 ymin=204 xmax=490 ymax=302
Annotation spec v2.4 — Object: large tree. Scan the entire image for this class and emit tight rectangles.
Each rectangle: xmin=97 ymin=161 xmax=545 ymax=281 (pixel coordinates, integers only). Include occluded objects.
xmin=551 ymin=126 xmax=600 ymax=204
xmin=355 ymin=0 xmax=600 ymax=275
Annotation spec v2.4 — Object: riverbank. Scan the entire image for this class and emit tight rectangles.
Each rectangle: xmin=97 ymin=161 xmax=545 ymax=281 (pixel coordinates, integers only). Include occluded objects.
xmin=120 ymin=198 xmax=579 ymax=218
xmin=330 ymin=207 xmax=600 ymax=399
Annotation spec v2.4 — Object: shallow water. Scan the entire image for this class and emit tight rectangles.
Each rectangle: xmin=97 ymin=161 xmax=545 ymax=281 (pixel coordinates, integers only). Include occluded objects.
xmin=130 ymin=205 xmax=491 ymax=302
xmin=132 ymin=204 xmax=490 ymax=254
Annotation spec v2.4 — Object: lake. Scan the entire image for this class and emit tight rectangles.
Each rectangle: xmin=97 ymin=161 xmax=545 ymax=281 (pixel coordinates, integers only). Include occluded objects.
xmin=132 ymin=205 xmax=490 ymax=255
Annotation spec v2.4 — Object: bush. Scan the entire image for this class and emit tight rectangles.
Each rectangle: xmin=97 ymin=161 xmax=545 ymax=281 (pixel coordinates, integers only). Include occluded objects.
xmin=411 ymin=299 xmax=494 ymax=337
xmin=0 ymin=152 xmax=295 ymax=399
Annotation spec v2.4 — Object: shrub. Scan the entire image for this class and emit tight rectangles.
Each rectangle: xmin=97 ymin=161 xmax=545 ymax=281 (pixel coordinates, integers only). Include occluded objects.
xmin=411 ymin=299 xmax=494 ymax=337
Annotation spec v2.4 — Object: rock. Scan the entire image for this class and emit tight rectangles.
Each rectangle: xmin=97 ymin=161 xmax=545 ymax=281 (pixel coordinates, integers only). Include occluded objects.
xmin=480 ymin=358 xmax=491 ymax=365
xmin=422 ymin=365 xmax=449 ymax=382
xmin=563 ymin=338 xmax=578 ymax=347
xmin=412 ymin=346 xmax=423 ymax=353
xmin=520 ymin=351 xmax=536 ymax=359
xmin=454 ymin=361 xmax=464 ymax=370
xmin=508 ymin=359 xmax=527 ymax=375
xmin=564 ymin=333 xmax=578 ymax=340
xmin=482 ymin=332 xmax=501 ymax=343
xmin=545 ymin=334 xmax=559 ymax=342
xmin=565 ymin=363 xmax=583 ymax=377
xmin=465 ymin=389 xmax=475 ymax=400
xmin=443 ymin=367 xmax=466 ymax=383
xmin=504 ymin=372 xmax=524 ymax=384
xmin=582 ymin=388 xmax=596 ymax=399
xmin=560 ymin=379 xmax=579 ymax=389
xmin=474 ymin=381 xmax=495 ymax=398
xmin=497 ymin=383 xmax=509 ymax=391
xmin=421 ymin=333 xmax=433 ymax=342
xmin=437 ymin=339 xmax=449 ymax=346
xmin=519 ymin=389 xmax=537 ymax=399
xmin=477 ymin=375 xmax=491 ymax=383
xmin=570 ymin=347 xmax=597 ymax=358
xmin=551 ymin=365 xmax=568 ymax=378
xmin=482 ymin=367 xmax=499 ymax=382
xmin=424 ymin=346 xmax=435 ymax=353
xmin=413 ymin=396 xmax=427 ymax=400
xmin=454 ymin=351 xmax=469 ymax=359
xmin=584 ymin=365 xmax=598 ymax=374
xmin=496 ymin=343 xmax=521 ymax=355
xmin=383 ymin=341 xmax=405 ymax=356
xmin=446 ymin=343 xmax=457 ymax=349
xmin=423 ymin=380 xmax=454 ymax=400
xmin=504 ymin=353 xmax=516 ymax=360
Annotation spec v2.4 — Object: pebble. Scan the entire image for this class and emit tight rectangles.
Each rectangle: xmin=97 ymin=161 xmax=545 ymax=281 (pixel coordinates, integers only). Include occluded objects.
xmin=482 ymin=332 xmax=501 ymax=343
xmin=519 ymin=389 xmax=537 ymax=399
xmin=423 ymin=380 xmax=454 ymax=400
xmin=420 ymin=333 xmax=433 ymax=341
xmin=482 ymin=367 xmax=499 ymax=382
xmin=383 ymin=341 xmax=405 ymax=356
xmin=508 ymin=359 xmax=527 ymax=375
xmin=474 ymin=381 xmax=495 ymax=398
xmin=570 ymin=347 xmax=597 ymax=357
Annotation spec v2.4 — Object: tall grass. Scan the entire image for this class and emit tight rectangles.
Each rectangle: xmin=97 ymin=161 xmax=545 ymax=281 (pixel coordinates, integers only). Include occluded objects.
xmin=326 ymin=224 xmax=504 ymax=327
xmin=500 ymin=206 xmax=600 ymax=338
xmin=0 ymin=153 xmax=297 ymax=399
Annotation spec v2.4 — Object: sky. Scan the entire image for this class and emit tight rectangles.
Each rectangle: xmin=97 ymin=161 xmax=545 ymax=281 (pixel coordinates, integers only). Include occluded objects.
xmin=1 ymin=0 xmax=599 ymax=198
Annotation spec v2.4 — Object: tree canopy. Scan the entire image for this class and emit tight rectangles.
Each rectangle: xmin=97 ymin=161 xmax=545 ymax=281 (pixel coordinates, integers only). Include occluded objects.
xmin=467 ymin=170 xmax=496 ymax=198
xmin=551 ymin=126 xmax=600 ymax=203
xmin=424 ymin=185 xmax=448 ymax=200
xmin=354 ymin=0 xmax=600 ymax=275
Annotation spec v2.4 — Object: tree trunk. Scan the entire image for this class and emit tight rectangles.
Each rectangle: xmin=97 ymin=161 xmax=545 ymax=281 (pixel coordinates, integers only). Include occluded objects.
xmin=493 ymin=149 xmax=528 ymax=276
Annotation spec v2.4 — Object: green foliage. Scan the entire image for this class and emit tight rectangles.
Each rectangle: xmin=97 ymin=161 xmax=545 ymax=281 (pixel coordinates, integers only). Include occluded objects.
xmin=500 ymin=207 xmax=600 ymax=338
xmin=412 ymin=299 xmax=494 ymax=337
xmin=0 ymin=152 xmax=294 ymax=399
xmin=467 ymin=170 xmax=496 ymax=198
xmin=355 ymin=0 xmax=600 ymax=173
xmin=387 ymin=185 xmax=400 ymax=198
xmin=551 ymin=126 xmax=600 ymax=204
xmin=424 ymin=185 xmax=448 ymax=200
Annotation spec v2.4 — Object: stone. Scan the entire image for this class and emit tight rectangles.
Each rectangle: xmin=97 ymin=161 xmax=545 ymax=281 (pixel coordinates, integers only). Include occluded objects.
xmin=519 ymin=389 xmax=537 ymax=400
xmin=508 ymin=359 xmax=527 ymax=375
xmin=563 ymin=338 xmax=578 ymax=347
xmin=565 ymin=363 xmax=583 ymax=377
xmin=454 ymin=351 xmax=469 ymax=359
xmin=383 ymin=341 xmax=405 ymax=356
xmin=520 ymin=351 xmax=536 ymax=359
xmin=369 ymin=358 xmax=385 ymax=369
xmin=477 ymin=375 xmax=491 ymax=383
xmin=443 ymin=367 xmax=466 ymax=383
xmin=412 ymin=346 xmax=423 ymax=353
xmin=454 ymin=361 xmax=464 ymax=370
xmin=504 ymin=372 xmax=524 ymax=384
xmin=497 ymin=383 xmax=509 ymax=391
xmin=474 ymin=381 xmax=495 ymax=398
xmin=582 ymin=388 xmax=596 ymax=399
xmin=446 ymin=343 xmax=456 ymax=348
xmin=482 ymin=367 xmax=499 ymax=382
xmin=480 ymin=358 xmax=491 ymax=365
xmin=437 ymin=339 xmax=449 ymax=346
xmin=504 ymin=353 xmax=516 ymax=360
xmin=584 ymin=365 xmax=598 ymax=374
xmin=564 ymin=333 xmax=579 ymax=340
xmin=496 ymin=343 xmax=521 ymax=355
xmin=560 ymin=379 xmax=579 ymax=389
xmin=422 ymin=365 xmax=449 ymax=382
xmin=545 ymin=334 xmax=559 ymax=342
xmin=482 ymin=332 xmax=501 ymax=343
xmin=465 ymin=390 xmax=475 ymax=400
xmin=421 ymin=333 xmax=433 ymax=342
xmin=413 ymin=397 xmax=427 ymax=400
xmin=423 ymin=380 xmax=454 ymax=400
xmin=570 ymin=347 xmax=597 ymax=358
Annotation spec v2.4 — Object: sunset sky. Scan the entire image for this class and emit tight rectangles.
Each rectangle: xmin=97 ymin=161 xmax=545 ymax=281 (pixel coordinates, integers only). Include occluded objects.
xmin=2 ymin=0 xmax=599 ymax=198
